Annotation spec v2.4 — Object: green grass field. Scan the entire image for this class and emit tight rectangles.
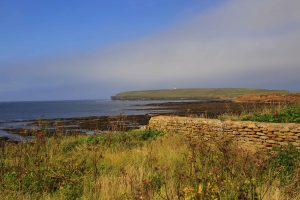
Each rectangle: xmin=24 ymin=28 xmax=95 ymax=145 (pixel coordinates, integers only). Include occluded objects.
xmin=112 ymin=88 xmax=290 ymax=100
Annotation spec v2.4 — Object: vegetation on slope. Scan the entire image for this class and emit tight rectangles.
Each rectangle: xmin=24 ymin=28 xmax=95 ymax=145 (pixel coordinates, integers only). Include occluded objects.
xmin=235 ymin=94 xmax=300 ymax=103
xmin=1 ymin=129 xmax=300 ymax=199
xmin=220 ymin=104 xmax=300 ymax=123
xmin=241 ymin=105 xmax=300 ymax=123
xmin=112 ymin=88 xmax=290 ymax=100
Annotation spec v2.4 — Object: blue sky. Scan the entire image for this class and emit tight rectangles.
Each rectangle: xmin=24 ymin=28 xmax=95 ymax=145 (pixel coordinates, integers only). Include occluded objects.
xmin=0 ymin=0 xmax=221 ymax=60
xmin=1 ymin=0 xmax=300 ymax=101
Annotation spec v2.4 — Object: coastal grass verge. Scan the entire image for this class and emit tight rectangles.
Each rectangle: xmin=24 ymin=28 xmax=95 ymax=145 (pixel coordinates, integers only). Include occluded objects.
xmin=219 ymin=103 xmax=300 ymax=123
xmin=1 ymin=128 xmax=300 ymax=199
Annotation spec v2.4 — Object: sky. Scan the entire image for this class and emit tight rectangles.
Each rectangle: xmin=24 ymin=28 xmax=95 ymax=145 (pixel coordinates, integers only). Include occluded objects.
xmin=0 ymin=0 xmax=300 ymax=101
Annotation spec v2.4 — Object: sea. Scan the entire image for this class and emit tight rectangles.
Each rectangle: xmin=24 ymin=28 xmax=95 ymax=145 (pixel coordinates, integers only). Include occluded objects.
xmin=0 ymin=99 xmax=174 ymax=122
xmin=0 ymin=99 xmax=180 ymax=141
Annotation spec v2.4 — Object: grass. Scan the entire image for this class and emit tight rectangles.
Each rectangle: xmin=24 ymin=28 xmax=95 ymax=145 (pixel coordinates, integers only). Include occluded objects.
xmin=242 ymin=105 xmax=300 ymax=123
xmin=1 ymin=128 xmax=300 ymax=199
xmin=219 ymin=104 xmax=300 ymax=123
xmin=111 ymin=88 xmax=290 ymax=100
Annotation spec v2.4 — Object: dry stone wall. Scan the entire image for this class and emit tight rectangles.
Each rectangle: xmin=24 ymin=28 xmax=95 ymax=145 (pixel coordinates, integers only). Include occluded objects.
xmin=149 ymin=116 xmax=300 ymax=149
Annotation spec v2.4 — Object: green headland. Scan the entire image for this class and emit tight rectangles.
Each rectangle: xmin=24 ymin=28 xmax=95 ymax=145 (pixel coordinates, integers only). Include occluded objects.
xmin=111 ymin=88 xmax=290 ymax=100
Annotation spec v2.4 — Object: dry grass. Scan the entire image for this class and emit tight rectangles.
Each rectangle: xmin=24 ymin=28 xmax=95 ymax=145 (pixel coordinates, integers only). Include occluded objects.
xmin=0 ymin=128 xmax=300 ymax=199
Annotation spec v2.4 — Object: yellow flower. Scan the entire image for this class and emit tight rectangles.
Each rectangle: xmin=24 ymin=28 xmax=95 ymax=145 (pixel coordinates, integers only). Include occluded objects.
xmin=212 ymin=185 xmax=220 ymax=193
xmin=207 ymin=182 xmax=211 ymax=189
xmin=183 ymin=186 xmax=196 ymax=200
xmin=183 ymin=186 xmax=194 ymax=194
xmin=198 ymin=184 xmax=203 ymax=194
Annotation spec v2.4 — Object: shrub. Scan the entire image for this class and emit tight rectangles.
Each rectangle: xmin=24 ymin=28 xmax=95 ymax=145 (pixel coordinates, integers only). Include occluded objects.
xmin=139 ymin=129 xmax=163 ymax=141
xmin=86 ymin=135 xmax=105 ymax=145
xmin=62 ymin=140 xmax=83 ymax=153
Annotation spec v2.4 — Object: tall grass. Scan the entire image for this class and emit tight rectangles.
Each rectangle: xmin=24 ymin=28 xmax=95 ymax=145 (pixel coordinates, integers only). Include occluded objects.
xmin=0 ymin=128 xmax=299 ymax=199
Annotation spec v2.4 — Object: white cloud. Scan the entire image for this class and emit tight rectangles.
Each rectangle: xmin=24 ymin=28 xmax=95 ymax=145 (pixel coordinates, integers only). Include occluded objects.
xmin=76 ymin=0 xmax=300 ymax=86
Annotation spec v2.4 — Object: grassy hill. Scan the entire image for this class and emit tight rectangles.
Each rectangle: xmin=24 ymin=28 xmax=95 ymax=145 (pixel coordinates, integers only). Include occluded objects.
xmin=112 ymin=88 xmax=290 ymax=100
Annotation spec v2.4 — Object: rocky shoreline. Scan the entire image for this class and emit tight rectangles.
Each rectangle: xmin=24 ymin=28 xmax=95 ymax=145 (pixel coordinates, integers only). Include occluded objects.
xmin=0 ymin=114 xmax=151 ymax=141
xmin=0 ymin=100 xmax=284 ymax=142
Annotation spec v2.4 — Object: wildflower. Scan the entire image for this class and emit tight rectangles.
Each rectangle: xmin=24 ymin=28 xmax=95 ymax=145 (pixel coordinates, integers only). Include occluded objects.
xmin=212 ymin=185 xmax=220 ymax=194
xmin=251 ymin=178 xmax=256 ymax=184
xmin=198 ymin=184 xmax=203 ymax=194
xmin=183 ymin=186 xmax=196 ymax=200
xmin=183 ymin=186 xmax=194 ymax=194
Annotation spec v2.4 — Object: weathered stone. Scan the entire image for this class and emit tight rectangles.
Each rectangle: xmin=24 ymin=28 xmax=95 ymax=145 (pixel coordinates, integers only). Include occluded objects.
xmin=286 ymin=132 xmax=296 ymax=136
xmin=266 ymin=140 xmax=276 ymax=144
xmin=292 ymin=142 xmax=300 ymax=147
xmin=232 ymin=131 xmax=240 ymax=135
xmin=279 ymin=142 xmax=289 ymax=146
xmin=247 ymin=123 xmax=257 ymax=129
xmin=287 ymin=136 xmax=299 ymax=140
xmin=291 ymin=130 xmax=300 ymax=133
xmin=280 ymin=127 xmax=290 ymax=132
xmin=262 ymin=130 xmax=269 ymax=133
xmin=148 ymin=116 xmax=300 ymax=149
xmin=267 ymin=127 xmax=276 ymax=132
xmin=260 ymin=136 xmax=268 ymax=140
xmin=274 ymin=137 xmax=284 ymax=142
xmin=278 ymin=135 xmax=287 ymax=139
xmin=266 ymin=131 xmax=275 ymax=135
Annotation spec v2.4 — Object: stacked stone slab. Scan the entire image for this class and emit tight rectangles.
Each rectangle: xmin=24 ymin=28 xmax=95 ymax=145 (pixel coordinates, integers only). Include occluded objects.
xmin=148 ymin=116 xmax=300 ymax=149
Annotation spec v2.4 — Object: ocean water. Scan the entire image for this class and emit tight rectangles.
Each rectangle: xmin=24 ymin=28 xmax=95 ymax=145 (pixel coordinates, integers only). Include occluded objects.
xmin=0 ymin=99 xmax=201 ymax=141
xmin=0 ymin=99 xmax=170 ymax=122
xmin=0 ymin=99 xmax=177 ymax=140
